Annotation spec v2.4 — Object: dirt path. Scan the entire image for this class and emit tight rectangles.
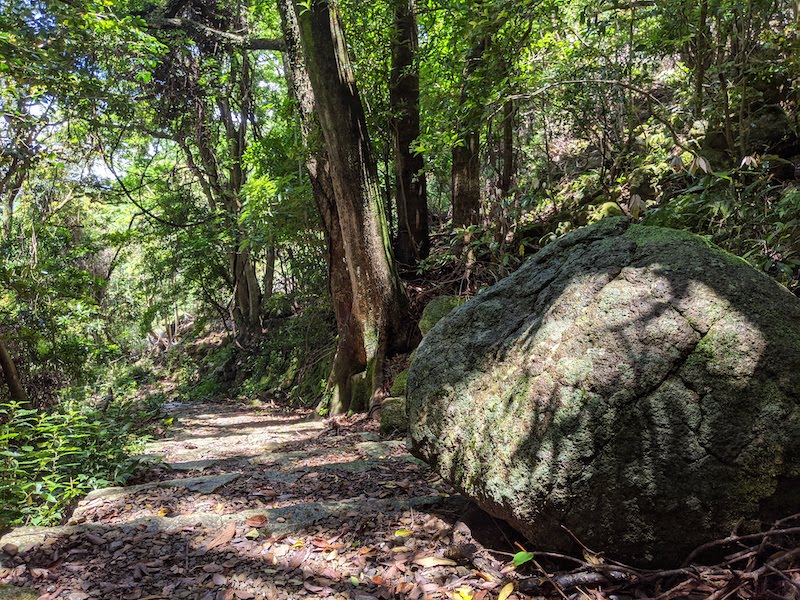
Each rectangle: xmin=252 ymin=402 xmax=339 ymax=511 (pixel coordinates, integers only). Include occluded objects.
xmin=0 ymin=401 xmax=520 ymax=600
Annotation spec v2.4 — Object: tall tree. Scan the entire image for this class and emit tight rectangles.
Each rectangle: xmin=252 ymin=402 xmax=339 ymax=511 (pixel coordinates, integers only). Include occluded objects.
xmin=390 ymin=0 xmax=429 ymax=265
xmin=279 ymin=0 xmax=406 ymax=414
xmin=120 ymin=1 xmax=285 ymax=340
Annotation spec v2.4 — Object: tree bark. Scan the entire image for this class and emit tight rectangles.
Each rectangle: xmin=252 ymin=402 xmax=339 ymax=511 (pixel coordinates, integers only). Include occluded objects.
xmin=451 ymin=38 xmax=488 ymax=229
xmin=390 ymin=0 xmax=428 ymax=265
xmin=279 ymin=0 xmax=405 ymax=414
xmin=277 ymin=0 xmax=362 ymax=413
xmin=499 ymin=99 xmax=514 ymax=199
xmin=0 ymin=340 xmax=28 ymax=406
xmin=261 ymin=246 xmax=276 ymax=307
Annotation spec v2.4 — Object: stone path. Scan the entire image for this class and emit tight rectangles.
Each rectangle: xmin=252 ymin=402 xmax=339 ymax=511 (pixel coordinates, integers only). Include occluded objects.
xmin=0 ymin=402 xmax=518 ymax=600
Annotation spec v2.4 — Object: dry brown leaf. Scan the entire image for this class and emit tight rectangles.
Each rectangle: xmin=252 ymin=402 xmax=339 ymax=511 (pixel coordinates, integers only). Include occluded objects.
xmin=212 ymin=573 xmax=227 ymax=586
xmin=412 ymin=556 xmax=457 ymax=568
xmin=202 ymin=562 xmax=224 ymax=573
xmin=205 ymin=522 xmax=237 ymax=550
xmin=244 ymin=514 xmax=268 ymax=528
xmin=287 ymin=549 xmax=310 ymax=570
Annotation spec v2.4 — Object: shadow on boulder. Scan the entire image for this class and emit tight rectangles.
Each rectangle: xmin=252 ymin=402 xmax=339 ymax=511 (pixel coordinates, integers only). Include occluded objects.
xmin=408 ymin=218 xmax=800 ymax=566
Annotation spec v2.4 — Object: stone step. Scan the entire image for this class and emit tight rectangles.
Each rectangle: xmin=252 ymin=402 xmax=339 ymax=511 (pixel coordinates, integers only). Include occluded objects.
xmin=0 ymin=494 xmax=446 ymax=558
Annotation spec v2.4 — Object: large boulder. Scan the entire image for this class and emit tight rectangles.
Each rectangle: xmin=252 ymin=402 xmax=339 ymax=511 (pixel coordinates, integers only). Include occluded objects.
xmin=407 ymin=218 xmax=800 ymax=566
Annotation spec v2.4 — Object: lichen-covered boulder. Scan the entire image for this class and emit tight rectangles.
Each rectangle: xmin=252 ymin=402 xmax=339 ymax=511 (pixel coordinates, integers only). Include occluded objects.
xmin=408 ymin=218 xmax=800 ymax=566
xmin=419 ymin=296 xmax=465 ymax=336
xmin=380 ymin=397 xmax=408 ymax=436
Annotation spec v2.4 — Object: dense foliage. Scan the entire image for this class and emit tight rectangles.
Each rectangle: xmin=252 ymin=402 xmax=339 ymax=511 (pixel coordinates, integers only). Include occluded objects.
xmin=1 ymin=0 xmax=798 ymax=526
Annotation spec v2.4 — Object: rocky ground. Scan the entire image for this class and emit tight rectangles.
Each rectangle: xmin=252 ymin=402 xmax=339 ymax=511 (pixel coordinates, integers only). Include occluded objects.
xmin=0 ymin=401 xmax=529 ymax=600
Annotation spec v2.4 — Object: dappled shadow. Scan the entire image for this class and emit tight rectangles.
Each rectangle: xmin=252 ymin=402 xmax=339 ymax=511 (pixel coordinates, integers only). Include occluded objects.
xmin=410 ymin=218 xmax=800 ymax=565
xmin=0 ymin=427 xmax=486 ymax=599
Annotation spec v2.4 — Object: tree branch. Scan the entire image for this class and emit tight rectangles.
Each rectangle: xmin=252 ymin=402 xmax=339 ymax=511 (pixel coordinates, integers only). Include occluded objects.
xmin=149 ymin=17 xmax=285 ymax=52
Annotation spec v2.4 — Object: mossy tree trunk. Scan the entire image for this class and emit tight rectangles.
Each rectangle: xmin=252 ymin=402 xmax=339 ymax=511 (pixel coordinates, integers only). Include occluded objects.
xmin=278 ymin=0 xmax=406 ymax=414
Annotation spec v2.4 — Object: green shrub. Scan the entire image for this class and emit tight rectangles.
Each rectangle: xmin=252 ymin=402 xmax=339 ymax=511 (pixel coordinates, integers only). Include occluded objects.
xmin=0 ymin=396 xmax=159 ymax=529
xmin=646 ymin=173 xmax=800 ymax=292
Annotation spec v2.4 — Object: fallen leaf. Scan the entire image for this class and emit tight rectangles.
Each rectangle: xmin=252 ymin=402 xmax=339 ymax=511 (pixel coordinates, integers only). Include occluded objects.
xmin=244 ymin=514 xmax=268 ymax=527
xmin=202 ymin=562 xmax=224 ymax=573
xmin=84 ymin=533 xmax=105 ymax=546
xmin=413 ymin=556 xmax=457 ymax=568
xmin=455 ymin=586 xmax=473 ymax=600
xmin=582 ymin=549 xmax=605 ymax=565
xmin=244 ymin=529 xmax=260 ymax=540
xmin=287 ymin=549 xmax=310 ymax=570
xmin=395 ymin=528 xmax=413 ymax=537
xmin=498 ymin=582 xmax=515 ymax=600
xmin=304 ymin=581 xmax=325 ymax=593
xmin=212 ymin=573 xmax=227 ymax=585
xmin=205 ymin=522 xmax=236 ymax=550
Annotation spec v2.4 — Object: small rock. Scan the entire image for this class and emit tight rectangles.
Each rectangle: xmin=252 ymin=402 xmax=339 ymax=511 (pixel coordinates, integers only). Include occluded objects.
xmin=379 ymin=398 xmax=407 ymax=437
xmin=1 ymin=544 xmax=18 ymax=557
xmin=83 ymin=533 xmax=105 ymax=546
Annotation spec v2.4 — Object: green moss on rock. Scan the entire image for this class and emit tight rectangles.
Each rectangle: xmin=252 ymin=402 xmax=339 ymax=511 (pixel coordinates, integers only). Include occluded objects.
xmin=419 ymin=296 xmax=466 ymax=336
xmin=407 ymin=219 xmax=800 ymax=566
xmin=390 ymin=370 xmax=409 ymax=397
xmin=380 ymin=397 xmax=408 ymax=436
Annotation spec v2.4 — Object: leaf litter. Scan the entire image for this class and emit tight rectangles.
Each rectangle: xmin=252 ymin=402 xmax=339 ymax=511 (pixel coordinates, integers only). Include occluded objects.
xmin=2 ymin=401 xmax=799 ymax=599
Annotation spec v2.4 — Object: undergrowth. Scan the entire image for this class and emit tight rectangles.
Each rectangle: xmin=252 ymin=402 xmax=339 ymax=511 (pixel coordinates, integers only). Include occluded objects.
xmin=0 ymin=363 xmax=165 ymax=531
xmin=164 ymin=296 xmax=336 ymax=409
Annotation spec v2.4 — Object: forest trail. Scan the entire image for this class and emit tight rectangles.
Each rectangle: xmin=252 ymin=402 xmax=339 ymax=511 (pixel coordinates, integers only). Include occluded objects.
xmin=0 ymin=401 xmax=516 ymax=600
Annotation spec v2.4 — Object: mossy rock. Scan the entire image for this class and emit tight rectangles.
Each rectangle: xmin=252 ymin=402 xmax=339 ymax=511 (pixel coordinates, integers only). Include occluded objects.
xmin=380 ymin=397 xmax=408 ymax=437
xmin=587 ymin=201 xmax=625 ymax=223
xmin=408 ymin=217 xmax=800 ymax=566
xmin=419 ymin=296 xmax=466 ymax=336
xmin=390 ymin=370 xmax=409 ymax=396
xmin=0 ymin=585 xmax=38 ymax=600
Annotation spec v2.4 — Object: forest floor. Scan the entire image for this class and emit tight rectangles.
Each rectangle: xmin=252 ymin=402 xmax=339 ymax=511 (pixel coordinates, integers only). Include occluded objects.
xmin=0 ymin=399 xmax=530 ymax=600
xmin=4 ymin=399 xmax=799 ymax=600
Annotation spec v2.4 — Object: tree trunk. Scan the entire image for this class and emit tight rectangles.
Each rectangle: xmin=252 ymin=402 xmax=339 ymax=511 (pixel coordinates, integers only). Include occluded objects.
xmin=232 ymin=247 xmax=262 ymax=336
xmin=261 ymin=246 xmax=276 ymax=307
xmin=0 ymin=340 xmax=28 ymax=406
xmin=279 ymin=0 xmax=405 ymax=414
xmin=451 ymin=129 xmax=481 ymax=228
xmin=499 ymin=99 xmax=514 ymax=199
xmin=390 ymin=0 xmax=428 ymax=265
xmin=451 ymin=38 xmax=488 ymax=229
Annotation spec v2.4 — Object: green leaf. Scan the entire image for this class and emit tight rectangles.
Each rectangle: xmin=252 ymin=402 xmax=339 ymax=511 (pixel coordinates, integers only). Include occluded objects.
xmin=513 ymin=551 xmax=535 ymax=567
